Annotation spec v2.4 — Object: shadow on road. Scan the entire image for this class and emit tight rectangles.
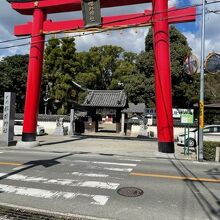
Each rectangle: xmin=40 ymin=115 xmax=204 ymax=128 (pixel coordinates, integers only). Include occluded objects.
xmin=0 ymin=153 xmax=73 ymax=193
xmin=170 ymin=158 xmax=220 ymax=219
xmin=39 ymin=135 xmax=87 ymax=146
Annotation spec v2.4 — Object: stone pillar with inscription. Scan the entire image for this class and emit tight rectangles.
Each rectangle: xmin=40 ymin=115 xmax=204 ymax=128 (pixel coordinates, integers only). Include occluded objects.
xmin=93 ymin=114 xmax=99 ymax=132
xmin=69 ymin=109 xmax=75 ymax=136
xmin=116 ymin=110 xmax=121 ymax=133
xmin=53 ymin=118 xmax=68 ymax=136
xmin=1 ymin=92 xmax=17 ymax=146
xmin=120 ymin=112 xmax=125 ymax=136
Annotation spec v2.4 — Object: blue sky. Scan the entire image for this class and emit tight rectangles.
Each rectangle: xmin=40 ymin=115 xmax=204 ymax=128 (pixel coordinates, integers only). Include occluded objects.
xmin=0 ymin=0 xmax=220 ymax=60
xmin=175 ymin=0 xmax=198 ymax=33
xmin=175 ymin=0 xmax=200 ymax=33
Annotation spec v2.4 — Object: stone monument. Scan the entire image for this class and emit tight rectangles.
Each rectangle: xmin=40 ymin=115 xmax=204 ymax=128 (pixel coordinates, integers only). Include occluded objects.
xmin=1 ymin=92 xmax=17 ymax=146
xmin=53 ymin=118 xmax=68 ymax=136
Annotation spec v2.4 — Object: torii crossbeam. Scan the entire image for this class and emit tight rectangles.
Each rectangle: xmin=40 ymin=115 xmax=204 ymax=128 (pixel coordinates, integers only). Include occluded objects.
xmin=8 ymin=0 xmax=196 ymax=153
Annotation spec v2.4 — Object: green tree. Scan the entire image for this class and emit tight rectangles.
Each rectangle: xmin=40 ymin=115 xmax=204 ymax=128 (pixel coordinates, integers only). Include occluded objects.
xmin=109 ymin=52 xmax=150 ymax=104
xmin=75 ymin=72 xmax=97 ymax=90
xmin=109 ymin=60 xmax=136 ymax=91
xmin=204 ymin=73 xmax=220 ymax=104
xmin=43 ymin=37 xmax=78 ymax=114
xmin=74 ymin=51 xmax=99 ymax=91
xmin=73 ymin=45 xmax=125 ymax=92
xmin=87 ymin=45 xmax=124 ymax=89
xmin=123 ymin=51 xmax=137 ymax=63
xmin=135 ymin=51 xmax=155 ymax=106
xmin=139 ymin=26 xmax=199 ymax=108
xmin=0 ymin=55 xmax=28 ymax=112
xmin=123 ymin=73 xmax=149 ymax=104
xmin=203 ymin=72 xmax=220 ymax=123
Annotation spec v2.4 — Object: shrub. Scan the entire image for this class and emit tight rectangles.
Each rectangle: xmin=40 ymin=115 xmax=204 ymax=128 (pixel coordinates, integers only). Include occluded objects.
xmin=203 ymin=141 xmax=220 ymax=161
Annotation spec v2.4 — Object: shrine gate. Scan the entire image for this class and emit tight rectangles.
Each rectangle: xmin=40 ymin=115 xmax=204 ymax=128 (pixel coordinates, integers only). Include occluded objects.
xmin=8 ymin=0 xmax=196 ymax=153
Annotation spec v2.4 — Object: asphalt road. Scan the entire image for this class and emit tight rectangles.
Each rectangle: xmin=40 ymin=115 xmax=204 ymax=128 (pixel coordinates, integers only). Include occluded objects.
xmin=0 ymin=149 xmax=219 ymax=220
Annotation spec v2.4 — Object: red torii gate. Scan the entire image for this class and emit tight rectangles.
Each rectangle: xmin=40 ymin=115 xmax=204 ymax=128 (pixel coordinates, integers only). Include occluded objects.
xmin=8 ymin=0 xmax=196 ymax=153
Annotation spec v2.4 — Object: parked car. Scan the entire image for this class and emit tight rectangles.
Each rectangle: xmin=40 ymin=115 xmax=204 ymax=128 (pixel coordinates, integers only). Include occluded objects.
xmin=177 ymin=125 xmax=220 ymax=147
xmin=14 ymin=120 xmax=45 ymax=136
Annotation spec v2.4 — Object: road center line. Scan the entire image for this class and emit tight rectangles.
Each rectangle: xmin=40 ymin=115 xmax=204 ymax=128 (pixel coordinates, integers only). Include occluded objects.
xmin=130 ymin=172 xmax=220 ymax=183
xmin=0 ymin=162 xmax=23 ymax=167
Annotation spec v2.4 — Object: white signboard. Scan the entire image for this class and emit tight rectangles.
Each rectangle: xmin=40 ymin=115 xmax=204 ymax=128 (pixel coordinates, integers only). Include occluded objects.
xmin=145 ymin=108 xmax=194 ymax=119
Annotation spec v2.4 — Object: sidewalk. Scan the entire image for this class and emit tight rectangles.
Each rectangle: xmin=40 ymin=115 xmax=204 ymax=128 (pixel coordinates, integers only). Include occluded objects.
xmin=1 ymin=133 xmax=197 ymax=161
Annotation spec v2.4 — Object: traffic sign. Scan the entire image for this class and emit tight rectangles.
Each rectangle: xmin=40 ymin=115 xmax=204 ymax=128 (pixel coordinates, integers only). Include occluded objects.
xmin=205 ymin=52 xmax=220 ymax=74
xmin=184 ymin=53 xmax=199 ymax=75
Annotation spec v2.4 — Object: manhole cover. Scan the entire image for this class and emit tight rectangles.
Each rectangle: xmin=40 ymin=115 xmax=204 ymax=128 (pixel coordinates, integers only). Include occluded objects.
xmin=117 ymin=187 xmax=144 ymax=197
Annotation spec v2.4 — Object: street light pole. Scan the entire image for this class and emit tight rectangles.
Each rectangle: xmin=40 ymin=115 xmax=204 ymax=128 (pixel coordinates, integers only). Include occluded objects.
xmin=198 ymin=0 xmax=206 ymax=162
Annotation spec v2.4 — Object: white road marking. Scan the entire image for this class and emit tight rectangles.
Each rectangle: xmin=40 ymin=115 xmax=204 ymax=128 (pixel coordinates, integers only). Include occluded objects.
xmin=115 ymin=158 xmax=141 ymax=162
xmin=192 ymin=161 xmax=209 ymax=165
xmin=69 ymin=164 xmax=133 ymax=174
xmin=72 ymin=172 xmax=109 ymax=178
xmin=0 ymin=184 xmax=109 ymax=205
xmin=93 ymin=161 xmax=136 ymax=167
xmin=0 ymin=152 xmax=3 ymax=154
xmin=0 ymin=173 xmax=119 ymax=190
xmin=72 ymin=160 xmax=94 ymax=163
xmin=71 ymin=172 xmax=122 ymax=180
xmin=74 ymin=160 xmax=137 ymax=167
xmin=79 ymin=181 xmax=118 ymax=189
xmin=103 ymin=167 xmax=133 ymax=172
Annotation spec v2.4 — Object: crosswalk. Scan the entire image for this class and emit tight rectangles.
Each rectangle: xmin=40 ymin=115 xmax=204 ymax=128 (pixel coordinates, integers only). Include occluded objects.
xmin=0 ymin=155 xmax=139 ymax=206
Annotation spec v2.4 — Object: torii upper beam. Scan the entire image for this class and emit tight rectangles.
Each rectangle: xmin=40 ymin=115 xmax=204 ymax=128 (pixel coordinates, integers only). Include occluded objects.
xmin=14 ymin=7 xmax=196 ymax=36
xmin=11 ymin=0 xmax=150 ymax=15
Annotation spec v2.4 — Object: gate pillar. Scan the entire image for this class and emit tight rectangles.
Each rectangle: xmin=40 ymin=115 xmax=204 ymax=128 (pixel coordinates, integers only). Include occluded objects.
xmin=152 ymin=0 xmax=174 ymax=153
xmin=21 ymin=8 xmax=46 ymax=143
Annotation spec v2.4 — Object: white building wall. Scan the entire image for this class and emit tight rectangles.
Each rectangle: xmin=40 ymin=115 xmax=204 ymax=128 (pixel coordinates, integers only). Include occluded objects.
xmin=0 ymin=120 xmax=70 ymax=135
xmin=131 ymin=124 xmax=193 ymax=139
xmin=0 ymin=119 xmax=192 ymax=139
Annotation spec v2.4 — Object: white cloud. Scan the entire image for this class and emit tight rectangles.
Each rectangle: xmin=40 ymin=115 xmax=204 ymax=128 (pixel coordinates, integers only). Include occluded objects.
xmin=71 ymin=27 xmax=149 ymax=52
xmin=169 ymin=0 xmax=178 ymax=7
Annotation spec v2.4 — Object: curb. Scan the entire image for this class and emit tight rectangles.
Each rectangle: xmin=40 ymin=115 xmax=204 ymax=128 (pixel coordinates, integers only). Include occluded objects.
xmin=0 ymin=202 xmax=113 ymax=220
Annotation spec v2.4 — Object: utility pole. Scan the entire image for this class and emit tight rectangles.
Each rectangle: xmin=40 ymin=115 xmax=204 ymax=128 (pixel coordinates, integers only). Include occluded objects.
xmin=198 ymin=0 xmax=206 ymax=162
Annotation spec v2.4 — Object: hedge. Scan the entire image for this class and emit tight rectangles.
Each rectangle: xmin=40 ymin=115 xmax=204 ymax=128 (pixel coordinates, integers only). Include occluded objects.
xmin=203 ymin=141 xmax=220 ymax=161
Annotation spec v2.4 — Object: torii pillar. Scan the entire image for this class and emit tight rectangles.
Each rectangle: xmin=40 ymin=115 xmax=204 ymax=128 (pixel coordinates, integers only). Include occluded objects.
xmin=153 ymin=0 xmax=174 ymax=153
xmin=21 ymin=8 xmax=46 ymax=144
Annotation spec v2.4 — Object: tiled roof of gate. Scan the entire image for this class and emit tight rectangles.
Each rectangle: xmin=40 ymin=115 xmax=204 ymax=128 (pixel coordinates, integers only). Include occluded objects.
xmin=83 ymin=90 xmax=127 ymax=108
xmin=122 ymin=103 xmax=145 ymax=113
